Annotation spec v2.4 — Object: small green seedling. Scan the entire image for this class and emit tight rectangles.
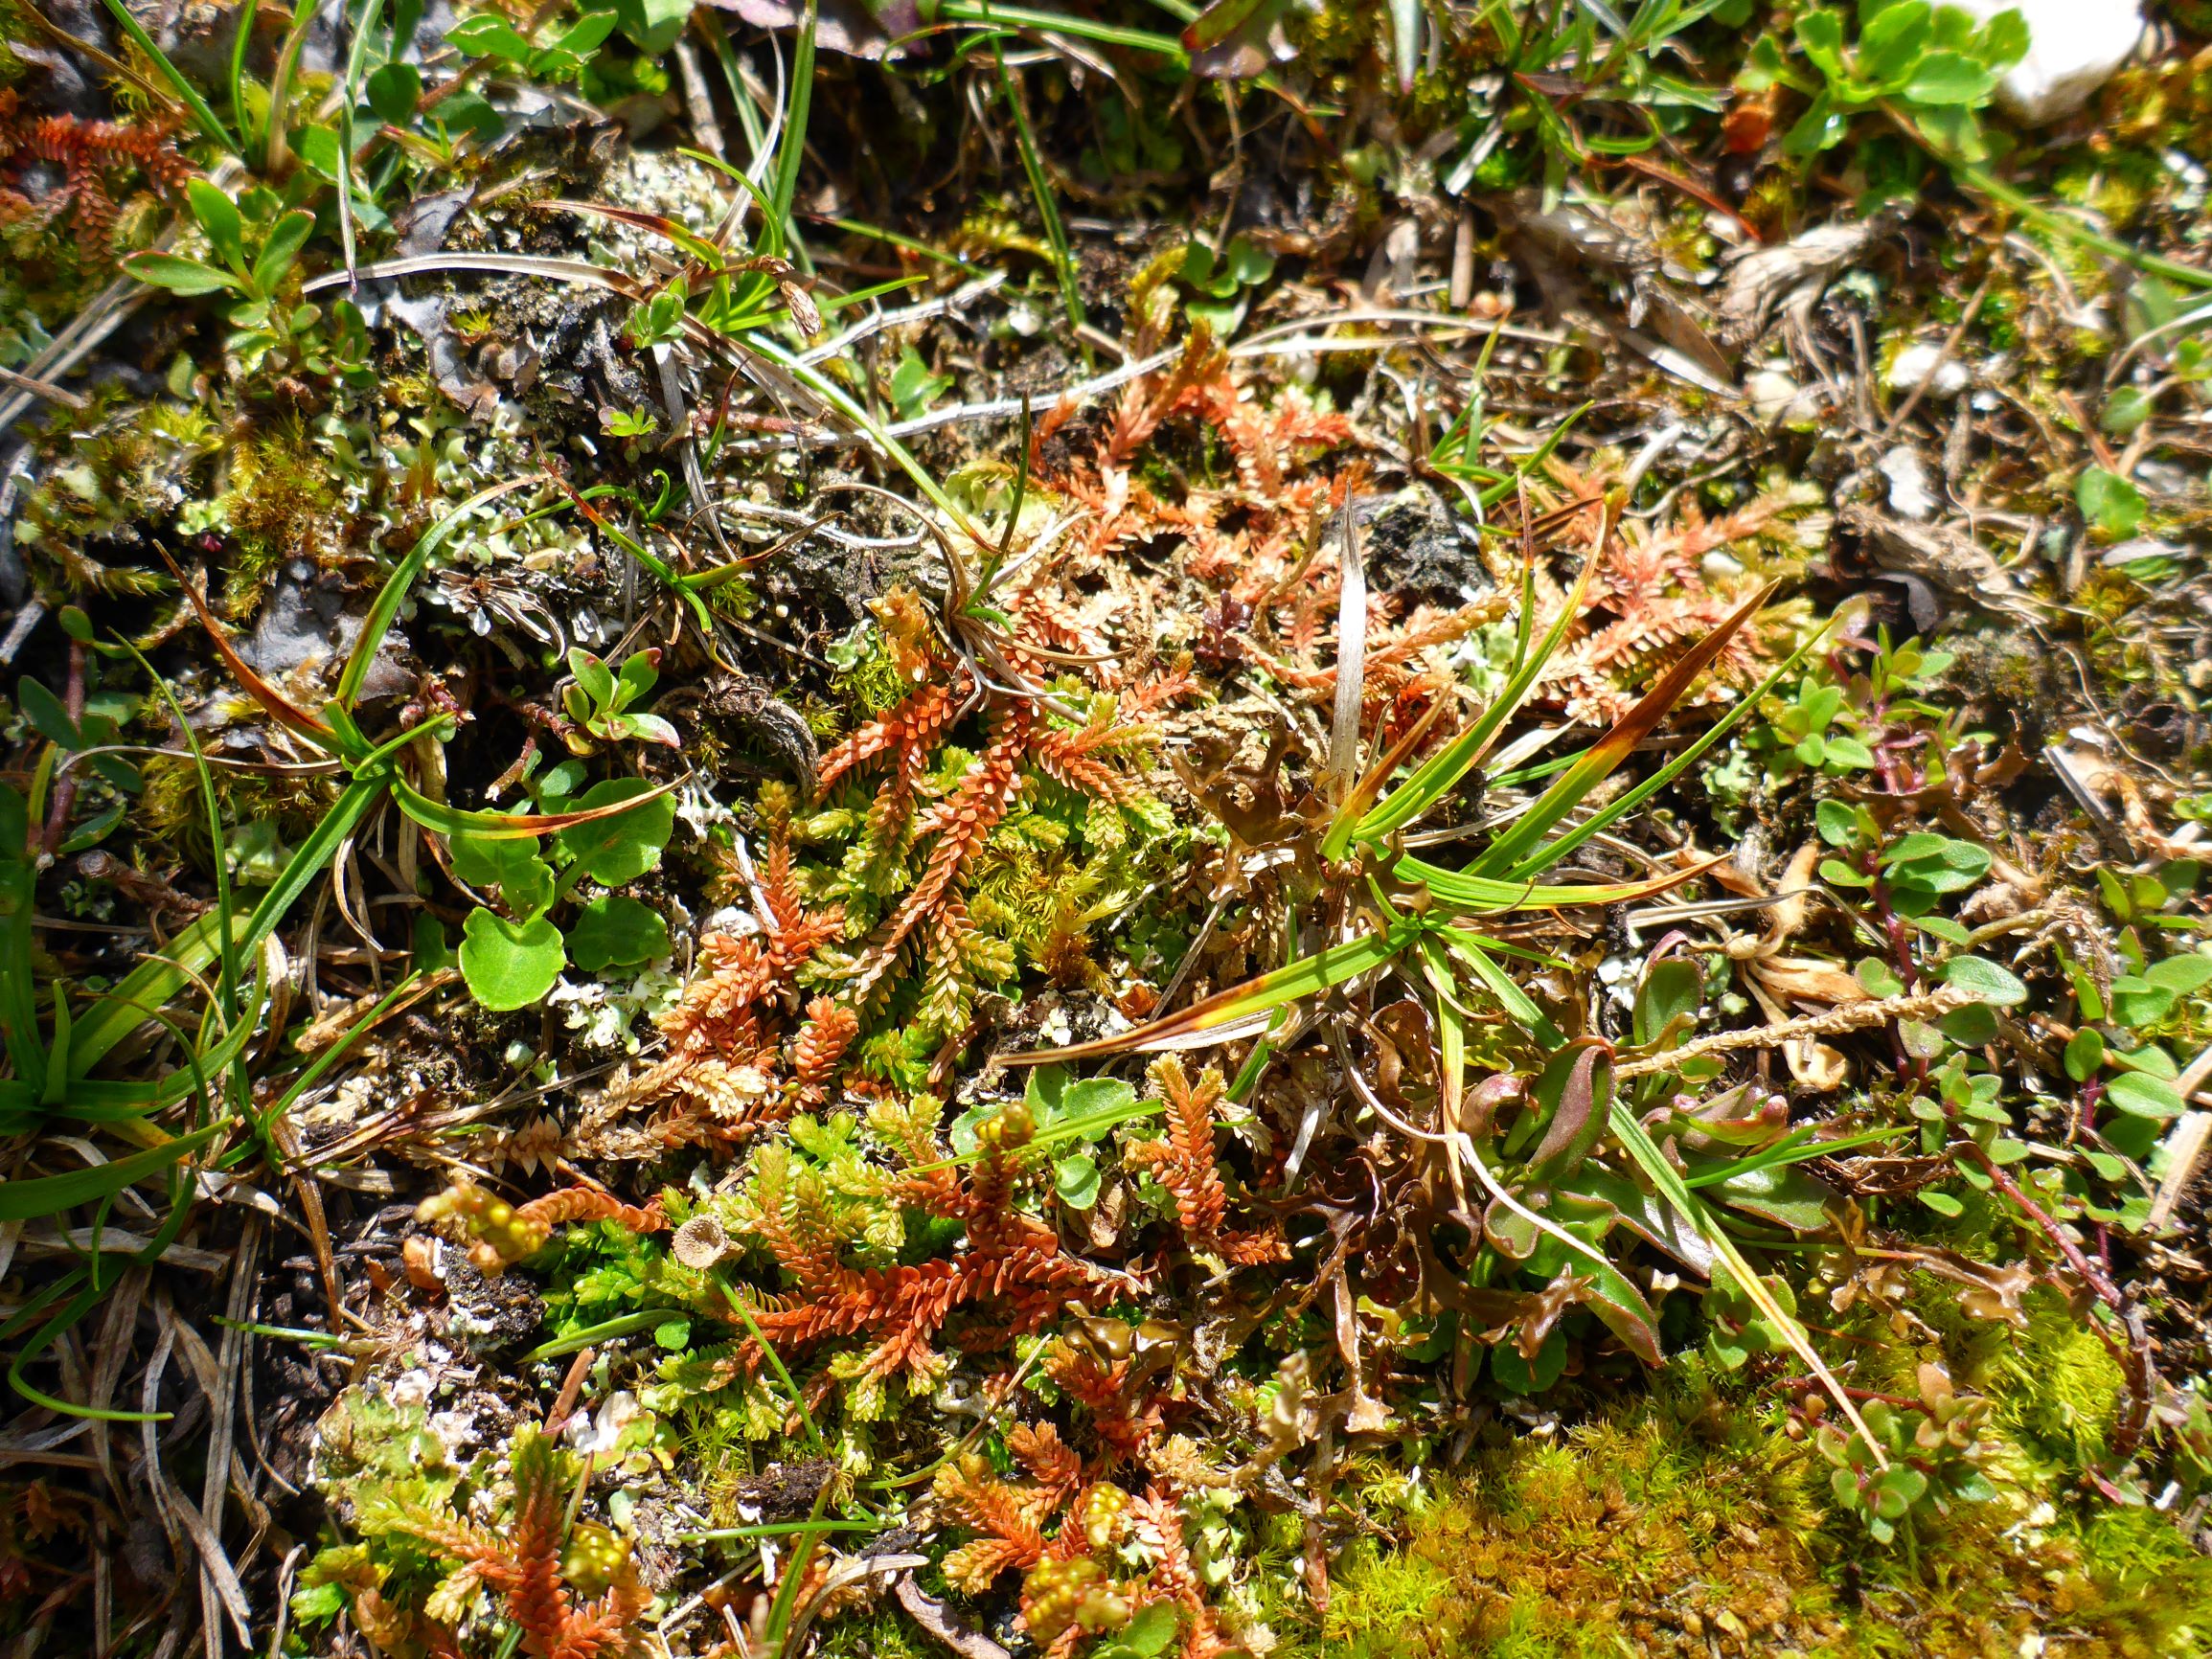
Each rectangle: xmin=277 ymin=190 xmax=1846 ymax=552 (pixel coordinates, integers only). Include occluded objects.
xmin=2077 ymin=466 xmax=2147 ymax=540
xmin=1176 ymin=234 xmax=1275 ymax=332
xmin=887 ymin=349 xmax=954 ymax=422
xmin=1767 ymin=674 xmax=1877 ymax=774
xmin=125 ymin=179 xmax=315 ymax=315
xmin=444 ymin=7 xmax=617 ymax=84
xmin=626 ymin=280 xmax=690 ymax=352
xmin=562 ymin=648 xmax=679 ymax=753
xmin=952 ymin=1067 xmax=1137 ymax=1211
xmin=1816 ymin=1366 xmax=1996 ymax=1546
xmin=452 ymin=773 xmax=676 ymax=1012
xmin=1740 ymin=0 xmax=2029 ymax=163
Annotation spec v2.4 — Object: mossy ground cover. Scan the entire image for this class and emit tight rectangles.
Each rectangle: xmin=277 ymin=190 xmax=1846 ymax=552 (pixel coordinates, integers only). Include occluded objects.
xmin=5 ymin=3 xmax=2212 ymax=1657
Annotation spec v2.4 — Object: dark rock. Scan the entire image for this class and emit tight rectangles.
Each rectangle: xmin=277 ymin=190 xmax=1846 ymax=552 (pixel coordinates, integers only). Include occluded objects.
xmin=1360 ymin=496 xmax=1492 ymax=606
xmin=439 ymin=1252 xmax=546 ymax=1356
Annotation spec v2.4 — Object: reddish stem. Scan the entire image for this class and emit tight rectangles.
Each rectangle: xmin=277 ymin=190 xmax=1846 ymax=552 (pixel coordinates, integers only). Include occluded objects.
xmin=1960 ymin=1140 xmax=2152 ymax=1460
xmin=38 ymin=640 xmax=87 ymax=859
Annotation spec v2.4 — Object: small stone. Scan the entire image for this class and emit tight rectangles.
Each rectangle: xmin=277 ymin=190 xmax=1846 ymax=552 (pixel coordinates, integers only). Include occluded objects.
xmin=1745 ymin=368 xmax=1802 ymax=423
xmin=1886 ymin=341 xmax=1970 ymax=399
xmin=1880 ymin=447 xmax=1937 ymax=519
xmin=1945 ymin=0 xmax=2144 ymax=125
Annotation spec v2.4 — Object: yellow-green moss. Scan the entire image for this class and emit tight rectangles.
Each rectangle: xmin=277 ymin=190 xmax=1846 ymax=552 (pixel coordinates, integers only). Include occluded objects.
xmin=214 ymin=421 xmax=345 ymax=614
xmin=139 ymin=755 xmax=340 ymax=871
xmin=1254 ymin=1350 xmax=2212 ymax=1659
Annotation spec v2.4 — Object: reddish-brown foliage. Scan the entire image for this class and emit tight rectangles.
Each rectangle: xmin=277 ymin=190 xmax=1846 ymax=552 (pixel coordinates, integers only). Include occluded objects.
xmin=1128 ymin=1057 xmax=1288 ymax=1265
xmin=0 ymin=89 xmax=190 ymax=252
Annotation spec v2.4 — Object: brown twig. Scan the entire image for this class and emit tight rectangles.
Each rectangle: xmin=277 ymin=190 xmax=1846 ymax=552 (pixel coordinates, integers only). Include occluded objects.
xmin=1616 ymin=986 xmax=1977 ymax=1077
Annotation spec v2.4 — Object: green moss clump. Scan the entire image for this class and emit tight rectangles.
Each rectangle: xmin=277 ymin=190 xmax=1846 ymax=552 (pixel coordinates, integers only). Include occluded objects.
xmin=218 ymin=422 xmax=344 ymax=614
xmin=1250 ymin=1345 xmax=2212 ymax=1659
xmin=139 ymin=755 xmax=340 ymax=872
xmin=12 ymin=398 xmax=219 ymax=599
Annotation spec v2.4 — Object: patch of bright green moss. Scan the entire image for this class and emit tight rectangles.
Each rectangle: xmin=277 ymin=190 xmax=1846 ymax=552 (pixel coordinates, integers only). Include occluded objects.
xmin=1257 ymin=1349 xmax=2212 ymax=1659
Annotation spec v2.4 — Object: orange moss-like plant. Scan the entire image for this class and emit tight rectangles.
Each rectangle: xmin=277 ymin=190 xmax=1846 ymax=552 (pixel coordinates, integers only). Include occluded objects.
xmin=417 ymin=1179 xmax=666 ymax=1276
xmin=382 ymin=1424 xmax=649 ymax=1659
xmin=620 ymin=807 xmax=851 ymax=1145
xmin=1529 ymin=465 xmax=1809 ymax=722
xmin=732 ymin=1102 xmax=1115 ymax=1380
xmin=814 ymin=587 xmax=1164 ymax=1020
xmin=1126 ymin=1487 xmax=1239 ymax=1659
xmin=0 ymin=89 xmax=191 ymax=252
xmin=1127 ymin=1057 xmax=1288 ymax=1265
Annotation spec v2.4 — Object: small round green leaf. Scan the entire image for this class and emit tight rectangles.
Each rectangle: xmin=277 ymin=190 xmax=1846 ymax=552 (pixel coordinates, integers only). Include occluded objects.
xmin=366 ymin=60 xmax=422 ymax=124
xmin=2077 ymin=466 xmax=2145 ymax=538
xmin=459 ymin=908 xmax=565 ymax=1011
xmin=2104 ymin=1070 xmax=2185 ymax=1121
xmin=2147 ymin=952 xmax=2212 ymax=997
xmin=1939 ymin=1001 xmax=1998 ymax=1047
xmin=2063 ymin=1028 xmax=2105 ymax=1083
xmin=568 ymin=894 xmax=670 ymax=972
xmin=1054 ymin=1153 xmax=1101 ymax=1212
xmin=1491 ymin=1327 xmax=1568 ymax=1396
xmin=557 ymin=779 xmax=676 ymax=885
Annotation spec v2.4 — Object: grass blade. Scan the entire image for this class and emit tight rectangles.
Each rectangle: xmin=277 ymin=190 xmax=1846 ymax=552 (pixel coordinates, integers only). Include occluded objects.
xmin=1004 ymin=922 xmax=1414 ymax=1063
xmin=335 ymin=0 xmax=385 ymax=287
xmin=263 ymin=0 xmax=328 ymax=174
xmin=1390 ymin=852 xmax=1727 ymax=912
xmin=0 ymin=787 xmax=44 ymax=1091
xmin=1608 ymin=1102 xmax=1885 ymax=1465
xmin=1499 ymin=608 xmax=1836 ymax=881
xmin=0 ymin=1123 xmax=222 ymax=1222
xmin=228 ymin=0 xmax=260 ymax=148
xmin=389 ymin=774 xmax=681 ymax=838
xmin=237 ymin=774 xmax=384 ymax=961
xmin=1470 ymin=579 xmax=1777 ymax=879
xmin=767 ymin=0 xmax=816 ymax=263
xmin=66 ymin=910 xmax=247 ymax=1079
xmin=158 ymin=551 xmax=336 ymax=748
xmin=1321 ymin=695 xmax=1448 ymax=862
xmin=1440 ymin=930 xmax=1564 ymax=1049
xmin=1351 ymin=498 xmax=1612 ymax=849
xmin=992 ymin=33 xmax=1086 ymax=352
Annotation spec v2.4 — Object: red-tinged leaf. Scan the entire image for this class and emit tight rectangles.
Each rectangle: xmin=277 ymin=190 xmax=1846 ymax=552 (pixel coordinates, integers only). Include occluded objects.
xmin=1354 ymin=497 xmax=1615 ymax=849
xmin=1527 ymin=1038 xmax=1613 ymax=1179
xmin=1321 ymin=694 xmax=1448 ymax=861
xmin=544 ymin=199 xmax=734 ymax=271
xmin=0 ymin=1123 xmax=223 ymax=1221
xmin=390 ymin=776 xmax=684 ymax=839
xmin=1182 ymin=0 xmax=1296 ymax=76
xmin=1003 ymin=923 xmax=1413 ymax=1065
xmin=1570 ymin=1249 xmax=1664 ymax=1366
xmin=1183 ymin=0 xmax=1272 ymax=50
xmin=157 ymin=552 xmax=335 ymax=747
xmin=1473 ymin=580 xmax=1780 ymax=879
